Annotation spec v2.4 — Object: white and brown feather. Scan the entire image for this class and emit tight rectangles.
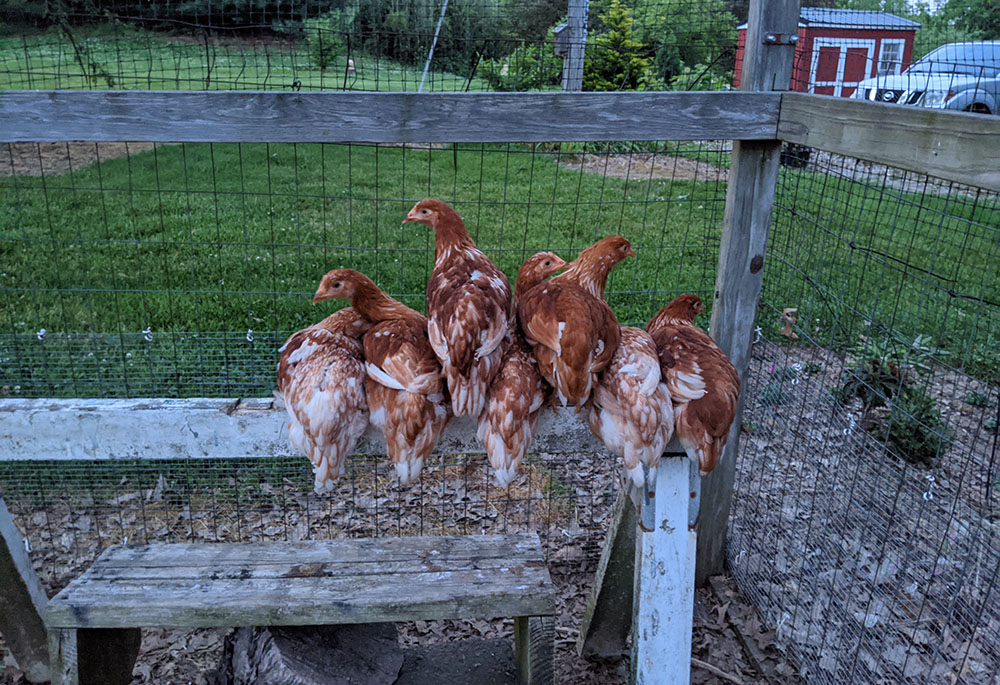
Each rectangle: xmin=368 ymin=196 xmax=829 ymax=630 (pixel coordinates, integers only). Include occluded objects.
xmin=476 ymin=252 xmax=564 ymax=488
xmin=588 ymin=326 xmax=674 ymax=489
xmin=313 ymin=268 xmax=451 ymax=485
xmin=277 ymin=308 xmax=370 ymax=493
xmin=409 ymin=199 xmax=512 ymax=418
xmin=647 ymin=294 xmax=740 ymax=476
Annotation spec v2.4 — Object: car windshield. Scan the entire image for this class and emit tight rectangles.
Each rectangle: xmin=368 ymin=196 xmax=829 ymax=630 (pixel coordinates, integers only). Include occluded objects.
xmin=906 ymin=44 xmax=1000 ymax=77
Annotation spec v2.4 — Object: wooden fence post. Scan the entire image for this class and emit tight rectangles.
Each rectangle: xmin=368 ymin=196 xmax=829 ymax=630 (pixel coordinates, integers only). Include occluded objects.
xmin=0 ymin=496 xmax=50 ymax=682
xmin=561 ymin=0 xmax=589 ymax=92
xmin=696 ymin=0 xmax=800 ymax=586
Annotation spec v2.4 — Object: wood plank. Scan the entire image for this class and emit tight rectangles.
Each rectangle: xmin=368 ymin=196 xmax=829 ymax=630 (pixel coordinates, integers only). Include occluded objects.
xmin=514 ymin=616 xmax=554 ymax=685
xmin=48 ymin=568 xmax=555 ymax=628
xmin=86 ymin=533 xmax=544 ymax=566
xmin=0 ymin=91 xmax=780 ymax=143
xmin=0 ymin=398 xmax=682 ymax=462
xmin=631 ymin=458 xmax=699 ymax=685
xmin=0 ymin=496 xmax=50 ymax=683
xmin=698 ymin=0 xmax=800 ymax=586
xmin=47 ymin=629 xmax=78 ymax=685
xmin=777 ymin=92 xmax=1000 ymax=192
xmin=576 ymin=487 xmax=637 ymax=658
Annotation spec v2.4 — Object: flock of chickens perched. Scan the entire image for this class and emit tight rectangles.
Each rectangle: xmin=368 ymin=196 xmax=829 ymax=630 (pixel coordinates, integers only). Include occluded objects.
xmin=277 ymin=199 xmax=740 ymax=498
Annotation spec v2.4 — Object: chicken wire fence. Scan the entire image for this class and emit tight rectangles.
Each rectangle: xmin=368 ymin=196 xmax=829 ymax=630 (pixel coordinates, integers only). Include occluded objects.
xmin=731 ymin=152 xmax=999 ymax=684
xmin=0 ymin=0 xmax=742 ymax=93
xmin=0 ymin=138 xmax=729 ymax=589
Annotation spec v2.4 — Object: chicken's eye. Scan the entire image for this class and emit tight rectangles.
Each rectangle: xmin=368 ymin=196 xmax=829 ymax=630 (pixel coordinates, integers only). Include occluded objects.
xmin=333 ymin=281 xmax=342 ymax=289
xmin=543 ymin=260 xmax=551 ymax=266
xmin=421 ymin=208 xmax=430 ymax=215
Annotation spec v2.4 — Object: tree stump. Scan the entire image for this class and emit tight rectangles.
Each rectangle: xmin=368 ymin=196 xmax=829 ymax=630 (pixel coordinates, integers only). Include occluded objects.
xmin=213 ymin=623 xmax=403 ymax=685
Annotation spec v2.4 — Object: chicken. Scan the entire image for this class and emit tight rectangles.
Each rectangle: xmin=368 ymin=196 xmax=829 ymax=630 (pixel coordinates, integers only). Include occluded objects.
xmin=588 ymin=325 xmax=674 ymax=490
xmin=404 ymin=199 xmax=511 ymax=418
xmin=277 ymin=308 xmax=370 ymax=493
xmin=517 ymin=236 xmax=634 ymax=407
xmin=477 ymin=252 xmax=566 ymax=488
xmin=646 ymin=294 xmax=740 ymax=476
xmin=314 ymin=269 xmax=450 ymax=485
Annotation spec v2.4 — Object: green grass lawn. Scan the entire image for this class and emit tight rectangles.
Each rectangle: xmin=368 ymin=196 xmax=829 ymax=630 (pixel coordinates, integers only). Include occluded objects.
xmin=1 ymin=140 xmax=996 ymax=399
xmin=0 ymin=24 xmax=487 ymax=92
xmin=0 ymin=142 xmax=728 ymax=396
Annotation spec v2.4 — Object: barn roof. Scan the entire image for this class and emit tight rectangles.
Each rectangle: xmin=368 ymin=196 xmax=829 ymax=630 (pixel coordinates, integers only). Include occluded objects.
xmin=739 ymin=9 xmax=921 ymax=31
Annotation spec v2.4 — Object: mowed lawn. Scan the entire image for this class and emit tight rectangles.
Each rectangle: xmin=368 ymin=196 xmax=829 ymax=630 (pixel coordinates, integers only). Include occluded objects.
xmin=0 ymin=142 xmax=729 ymax=395
xmin=1 ymin=140 xmax=997 ymax=400
xmin=0 ymin=26 xmax=486 ymax=92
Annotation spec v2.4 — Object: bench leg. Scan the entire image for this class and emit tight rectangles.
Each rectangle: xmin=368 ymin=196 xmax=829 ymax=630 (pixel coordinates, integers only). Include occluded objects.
xmin=514 ymin=616 xmax=554 ymax=685
xmin=48 ymin=627 xmax=141 ymax=685
xmin=49 ymin=628 xmax=79 ymax=685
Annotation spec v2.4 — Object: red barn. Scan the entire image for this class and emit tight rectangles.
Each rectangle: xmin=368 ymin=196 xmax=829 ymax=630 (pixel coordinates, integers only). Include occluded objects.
xmin=735 ymin=9 xmax=920 ymax=98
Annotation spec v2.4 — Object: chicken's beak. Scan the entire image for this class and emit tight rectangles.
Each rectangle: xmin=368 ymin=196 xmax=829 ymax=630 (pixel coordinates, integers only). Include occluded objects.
xmin=626 ymin=246 xmax=636 ymax=258
xmin=402 ymin=210 xmax=420 ymax=225
xmin=312 ymin=285 xmax=331 ymax=304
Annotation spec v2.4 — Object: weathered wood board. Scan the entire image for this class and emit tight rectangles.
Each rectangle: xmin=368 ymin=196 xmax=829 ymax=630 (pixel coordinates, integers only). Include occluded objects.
xmin=576 ymin=487 xmax=637 ymax=658
xmin=699 ymin=0 xmax=800 ymax=585
xmin=0 ymin=496 xmax=50 ymax=683
xmin=0 ymin=91 xmax=780 ymax=143
xmin=0 ymin=397 xmax=680 ymax=461
xmin=47 ymin=533 xmax=555 ymax=629
xmin=778 ymin=92 xmax=1000 ymax=192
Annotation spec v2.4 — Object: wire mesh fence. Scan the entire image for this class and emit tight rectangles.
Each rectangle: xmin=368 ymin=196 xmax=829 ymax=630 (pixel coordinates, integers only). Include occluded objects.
xmin=731 ymin=152 xmax=999 ymax=683
xmin=0 ymin=139 xmax=730 ymax=398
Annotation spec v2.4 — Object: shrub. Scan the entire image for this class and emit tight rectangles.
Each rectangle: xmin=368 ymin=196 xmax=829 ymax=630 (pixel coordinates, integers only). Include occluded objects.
xmin=583 ymin=0 xmax=653 ymax=91
xmin=984 ymin=417 xmax=998 ymax=435
xmin=303 ymin=12 xmax=346 ymax=71
xmin=884 ymin=386 xmax=952 ymax=466
xmin=478 ymin=27 xmax=562 ymax=91
xmin=669 ymin=62 xmax=732 ymax=91
xmin=836 ymin=333 xmax=944 ymax=414
xmin=965 ymin=390 xmax=996 ymax=408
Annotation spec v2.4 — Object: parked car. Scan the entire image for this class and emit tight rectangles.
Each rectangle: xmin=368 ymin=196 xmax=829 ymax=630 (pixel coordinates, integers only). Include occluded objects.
xmin=852 ymin=41 xmax=1000 ymax=114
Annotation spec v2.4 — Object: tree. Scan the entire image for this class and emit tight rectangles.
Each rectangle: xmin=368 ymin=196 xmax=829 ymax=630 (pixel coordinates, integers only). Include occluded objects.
xmin=583 ymin=0 xmax=654 ymax=91
xmin=941 ymin=0 xmax=1000 ymax=40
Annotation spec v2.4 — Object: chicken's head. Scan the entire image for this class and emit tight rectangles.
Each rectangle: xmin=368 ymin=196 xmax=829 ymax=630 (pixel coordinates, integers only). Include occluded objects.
xmin=515 ymin=251 xmax=567 ymax=296
xmin=402 ymin=198 xmax=461 ymax=227
xmin=313 ymin=268 xmax=366 ymax=303
xmin=656 ymin=294 xmax=705 ymax=323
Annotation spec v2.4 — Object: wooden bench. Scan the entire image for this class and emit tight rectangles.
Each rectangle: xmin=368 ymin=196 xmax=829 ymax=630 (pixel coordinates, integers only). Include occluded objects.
xmin=46 ymin=532 xmax=556 ymax=685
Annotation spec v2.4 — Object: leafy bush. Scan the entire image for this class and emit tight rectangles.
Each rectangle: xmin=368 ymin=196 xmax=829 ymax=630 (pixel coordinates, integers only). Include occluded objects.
xmin=669 ymin=62 xmax=732 ymax=91
xmin=583 ymin=0 xmax=653 ymax=91
xmin=759 ymin=380 xmax=788 ymax=407
xmin=965 ymin=390 xmax=996 ymax=408
xmin=303 ymin=12 xmax=346 ymax=71
xmin=884 ymin=386 xmax=952 ymax=466
xmin=984 ymin=417 xmax=998 ymax=435
xmin=836 ymin=333 xmax=944 ymax=413
xmin=478 ymin=28 xmax=562 ymax=91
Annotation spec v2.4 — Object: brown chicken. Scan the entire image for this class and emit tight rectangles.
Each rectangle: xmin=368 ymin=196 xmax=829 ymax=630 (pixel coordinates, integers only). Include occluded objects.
xmin=277 ymin=308 xmax=370 ymax=493
xmin=477 ymin=252 xmax=566 ymax=488
xmin=517 ymin=236 xmax=634 ymax=407
xmin=588 ymin=325 xmax=674 ymax=490
xmin=646 ymin=294 xmax=740 ymax=476
xmin=404 ymin=199 xmax=511 ymax=418
xmin=314 ymin=269 xmax=450 ymax=485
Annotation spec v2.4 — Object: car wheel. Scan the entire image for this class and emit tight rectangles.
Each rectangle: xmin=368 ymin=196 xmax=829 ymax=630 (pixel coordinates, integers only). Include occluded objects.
xmin=964 ymin=103 xmax=992 ymax=114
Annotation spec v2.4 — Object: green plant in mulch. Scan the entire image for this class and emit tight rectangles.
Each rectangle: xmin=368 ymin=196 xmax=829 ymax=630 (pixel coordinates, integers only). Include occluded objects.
xmin=883 ymin=386 xmax=953 ymax=466
xmin=965 ymin=390 xmax=996 ymax=408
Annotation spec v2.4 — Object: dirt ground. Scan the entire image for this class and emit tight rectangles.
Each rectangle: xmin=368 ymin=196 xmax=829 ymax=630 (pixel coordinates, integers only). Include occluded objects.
xmin=560 ymin=151 xmax=729 ymax=182
xmin=0 ymin=142 xmax=157 ymax=178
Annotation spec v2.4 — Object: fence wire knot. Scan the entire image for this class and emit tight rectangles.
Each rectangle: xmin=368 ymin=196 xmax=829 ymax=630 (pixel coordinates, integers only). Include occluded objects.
xmin=923 ymin=474 xmax=936 ymax=501
xmin=753 ymin=325 xmax=763 ymax=344
xmin=142 ymin=327 xmax=153 ymax=342
xmin=246 ymin=329 xmax=255 ymax=343
xmin=36 ymin=328 xmax=46 ymax=341
xmin=23 ymin=536 xmax=31 ymax=553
